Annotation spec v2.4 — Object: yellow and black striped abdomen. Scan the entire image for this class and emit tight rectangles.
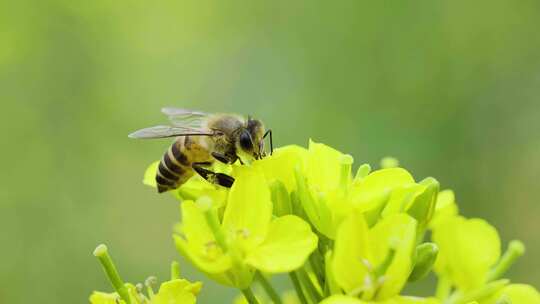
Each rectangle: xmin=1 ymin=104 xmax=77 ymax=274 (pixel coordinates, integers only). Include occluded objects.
xmin=156 ymin=137 xmax=193 ymax=193
xmin=156 ymin=136 xmax=213 ymax=193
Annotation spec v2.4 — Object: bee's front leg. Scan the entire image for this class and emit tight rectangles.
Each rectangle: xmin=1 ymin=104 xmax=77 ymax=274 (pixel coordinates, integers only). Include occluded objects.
xmin=192 ymin=162 xmax=235 ymax=188
xmin=211 ymin=152 xmax=243 ymax=165
xmin=211 ymin=152 xmax=232 ymax=164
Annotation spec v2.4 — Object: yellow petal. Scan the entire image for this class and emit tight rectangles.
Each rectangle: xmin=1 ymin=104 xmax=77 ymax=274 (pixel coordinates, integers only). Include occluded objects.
xmin=143 ymin=161 xmax=159 ymax=188
xmin=371 ymin=214 xmax=417 ymax=300
xmin=246 ymin=215 xmax=318 ymax=273
xmin=350 ymin=168 xmax=415 ymax=209
xmin=332 ymin=210 xmax=372 ymax=293
xmin=223 ymin=166 xmax=272 ymax=246
xmin=306 ymin=139 xmax=345 ymax=192
xmin=319 ymin=295 xmax=368 ymax=304
xmin=484 ymin=284 xmax=540 ymax=304
xmin=253 ymin=145 xmax=308 ymax=192
xmin=153 ymin=279 xmax=201 ymax=304
xmin=433 ymin=216 xmax=500 ymax=291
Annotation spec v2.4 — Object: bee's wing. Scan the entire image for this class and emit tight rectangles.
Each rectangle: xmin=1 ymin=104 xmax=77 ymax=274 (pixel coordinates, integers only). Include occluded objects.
xmin=161 ymin=107 xmax=208 ymax=117
xmin=128 ymin=125 xmax=214 ymax=139
xmin=161 ymin=107 xmax=210 ymax=129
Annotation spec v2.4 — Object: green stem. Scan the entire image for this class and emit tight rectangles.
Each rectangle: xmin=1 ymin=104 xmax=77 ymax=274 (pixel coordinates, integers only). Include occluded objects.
xmin=449 ymin=279 xmax=509 ymax=304
xmin=93 ymin=244 xmax=131 ymax=304
xmin=435 ymin=276 xmax=451 ymax=301
xmin=289 ymin=272 xmax=309 ymax=304
xmin=297 ymin=268 xmax=322 ymax=303
xmin=170 ymin=261 xmax=180 ymax=280
xmin=200 ymin=199 xmax=229 ymax=252
xmin=374 ymin=248 xmax=395 ymax=278
xmin=255 ymin=272 xmax=282 ymax=304
xmin=487 ymin=240 xmax=525 ymax=281
xmin=241 ymin=287 xmax=260 ymax=304
xmin=318 ymin=233 xmax=333 ymax=256
xmin=339 ymin=154 xmax=353 ymax=188
xmin=308 ymin=251 xmax=325 ymax=289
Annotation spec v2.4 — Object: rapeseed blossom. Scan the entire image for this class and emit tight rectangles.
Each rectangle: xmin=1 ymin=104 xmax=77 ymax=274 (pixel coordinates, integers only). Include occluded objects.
xmin=91 ymin=245 xmax=202 ymax=304
xmin=91 ymin=140 xmax=539 ymax=304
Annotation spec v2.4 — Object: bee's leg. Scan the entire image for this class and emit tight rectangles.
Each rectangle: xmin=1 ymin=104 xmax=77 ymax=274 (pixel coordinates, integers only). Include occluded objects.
xmin=211 ymin=152 xmax=233 ymax=164
xmin=211 ymin=152 xmax=243 ymax=165
xmin=192 ymin=162 xmax=235 ymax=188
xmin=262 ymin=129 xmax=273 ymax=156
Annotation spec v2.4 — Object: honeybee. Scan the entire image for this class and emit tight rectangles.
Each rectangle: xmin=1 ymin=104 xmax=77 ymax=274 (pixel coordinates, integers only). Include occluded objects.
xmin=129 ymin=108 xmax=272 ymax=193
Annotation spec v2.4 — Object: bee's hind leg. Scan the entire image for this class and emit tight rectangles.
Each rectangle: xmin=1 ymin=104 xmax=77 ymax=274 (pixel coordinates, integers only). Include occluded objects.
xmin=192 ymin=162 xmax=235 ymax=188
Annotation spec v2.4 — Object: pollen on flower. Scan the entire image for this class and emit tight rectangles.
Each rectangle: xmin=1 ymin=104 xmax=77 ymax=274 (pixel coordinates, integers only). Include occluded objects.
xmin=145 ymin=276 xmax=157 ymax=287
xmin=196 ymin=196 xmax=213 ymax=211
xmin=363 ymin=273 xmax=374 ymax=289
xmin=376 ymin=275 xmax=386 ymax=286
xmin=204 ymin=241 xmax=224 ymax=260
xmin=236 ymin=228 xmax=251 ymax=239
xmin=361 ymin=258 xmax=374 ymax=272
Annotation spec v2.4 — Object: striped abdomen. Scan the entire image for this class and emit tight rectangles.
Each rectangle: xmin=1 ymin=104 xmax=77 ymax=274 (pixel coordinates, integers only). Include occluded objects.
xmin=156 ymin=136 xmax=212 ymax=193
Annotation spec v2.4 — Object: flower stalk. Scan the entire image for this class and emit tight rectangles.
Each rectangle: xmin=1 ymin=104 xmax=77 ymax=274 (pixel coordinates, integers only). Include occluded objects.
xmin=170 ymin=261 xmax=180 ymax=280
xmin=93 ymin=244 xmax=131 ymax=304
xmin=487 ymin=240 xmax=525 ymax=281
xmin=241 ymin=287 xmax=260 ymax=304
xmin=199 ymin=197 xmax=229 ymax=252
xmin=297 ymin=268 xmax=323 ymax=303
xmin=289 ymin=271 xmax=308 ymax=304
xmin=254 ymin=272 xmax=282 ymax=304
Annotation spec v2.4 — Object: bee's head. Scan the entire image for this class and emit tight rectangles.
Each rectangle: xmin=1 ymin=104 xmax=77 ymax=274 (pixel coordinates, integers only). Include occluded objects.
xmin=236 ymin=117 xmax=266 ymax=160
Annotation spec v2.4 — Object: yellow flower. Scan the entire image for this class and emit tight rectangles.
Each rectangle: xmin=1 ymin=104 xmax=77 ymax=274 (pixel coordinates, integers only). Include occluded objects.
xmin=331 ymin=210 xmax=417 ymax=301
xmin=174 ymin=166 xmax=318 ymax=289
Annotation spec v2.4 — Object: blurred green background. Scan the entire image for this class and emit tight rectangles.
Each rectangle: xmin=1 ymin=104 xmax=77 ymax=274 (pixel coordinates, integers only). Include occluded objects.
xmin=1 ymin=0 xmax=539 ymax=303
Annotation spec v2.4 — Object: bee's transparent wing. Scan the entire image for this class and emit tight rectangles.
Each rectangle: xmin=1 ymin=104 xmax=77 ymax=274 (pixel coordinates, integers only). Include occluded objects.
xmin=161 ymin=107 xmax=208 ymax=117
xmin=161 ymin=107 xmax=210 ymax=129
xmin=128 ymin=125 xmax=214 ymax=139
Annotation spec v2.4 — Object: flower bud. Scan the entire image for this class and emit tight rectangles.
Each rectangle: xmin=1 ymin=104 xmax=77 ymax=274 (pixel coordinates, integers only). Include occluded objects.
xmin=408 ymin=242 xmax=439 ymax=282
xmin=353 ymin=163 xmax=371 ymax=182
xmin=170 ymin=260 xmax=181 ymax=280
xmin=407 ymin=177 xmax=439 ymax=229
xmin=339 ymin=154 xmax=354 ymax=188
xmin=380 ymin=157 xmax=399 ymax=169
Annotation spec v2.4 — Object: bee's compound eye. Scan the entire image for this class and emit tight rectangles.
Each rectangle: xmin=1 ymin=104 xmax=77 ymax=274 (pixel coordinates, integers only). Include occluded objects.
xmin=239 ymin=131 xmax=254 ymax=151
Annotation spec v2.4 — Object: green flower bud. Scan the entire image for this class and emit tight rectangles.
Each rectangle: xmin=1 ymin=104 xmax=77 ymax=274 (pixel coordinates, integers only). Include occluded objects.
xmin=170 ymin=261 xmax=181 ymax=280
xmin=407 ymin=177 xmax=439 ymax=229
xmin=409 ymin=243 xmax=439 ymax=282
xmin=340 ymin=154 xmax=354 ymax=188
xmin=354 ymin=163 xmax=371 ymax=182
xmin=380 ymin=157 xmax=399 ymax=169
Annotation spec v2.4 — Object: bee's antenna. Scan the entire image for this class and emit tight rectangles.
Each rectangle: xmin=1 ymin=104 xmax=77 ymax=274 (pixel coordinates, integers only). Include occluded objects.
xmin=262 ymin=129 xmax=273 ymax=156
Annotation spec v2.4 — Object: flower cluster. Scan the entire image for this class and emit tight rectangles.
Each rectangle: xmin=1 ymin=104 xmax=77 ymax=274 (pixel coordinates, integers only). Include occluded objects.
xmin=91 ymin=140 xmax=539 ymax=304
xmin=90 ymin=245 xmax=202 ymax=304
